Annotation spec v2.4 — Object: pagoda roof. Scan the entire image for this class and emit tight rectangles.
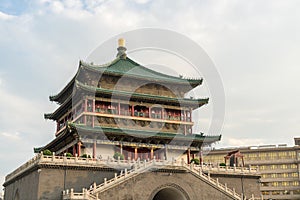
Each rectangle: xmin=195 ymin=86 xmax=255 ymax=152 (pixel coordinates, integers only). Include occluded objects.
xmin=34 ymin=123 xmax=221 ymax=153
xmin=49 ymin=57 xmax=203 ymax=104
xmin=80 ymin=57 xmax=203 ymax=85
xmin=44 ymin=80 xmax=208 ymax=120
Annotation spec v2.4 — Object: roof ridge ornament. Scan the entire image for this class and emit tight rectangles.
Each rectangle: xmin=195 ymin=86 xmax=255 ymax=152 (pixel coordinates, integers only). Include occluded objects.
xmin=117 ymin=38 xmax=127 ymax=59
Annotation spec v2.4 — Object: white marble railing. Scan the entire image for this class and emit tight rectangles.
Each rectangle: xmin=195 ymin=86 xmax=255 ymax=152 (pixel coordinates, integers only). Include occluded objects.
xmin=5 ymin=153 xmax=258 ymax=184
xmin=186 ymin=163 xmax=242 ymax=199
xmin=63 ymin=188 xmax=96 ymax=200
xmin=5 ymin=154 xmax=137 ymax=183
xmin=197 ymin=164 xmax=258 ymax=174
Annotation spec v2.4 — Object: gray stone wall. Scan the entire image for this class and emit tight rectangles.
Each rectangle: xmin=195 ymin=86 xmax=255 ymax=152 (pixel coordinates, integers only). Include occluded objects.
xmin=4 ymin=165 xmax=116 ymax=200
xmin=4 ymin=169 xmax=39 ymax=200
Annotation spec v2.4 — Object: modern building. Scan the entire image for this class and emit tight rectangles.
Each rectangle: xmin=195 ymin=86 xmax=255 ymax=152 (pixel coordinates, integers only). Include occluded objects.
xmin=204 ymin=138 xmax=300 ymax=200
xmin=3 ymin=39 xmax=261 ymax=200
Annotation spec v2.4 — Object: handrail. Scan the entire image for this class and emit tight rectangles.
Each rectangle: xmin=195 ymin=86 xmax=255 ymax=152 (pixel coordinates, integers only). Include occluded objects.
xmin=183 ymin=164 xmax=242 ymax=200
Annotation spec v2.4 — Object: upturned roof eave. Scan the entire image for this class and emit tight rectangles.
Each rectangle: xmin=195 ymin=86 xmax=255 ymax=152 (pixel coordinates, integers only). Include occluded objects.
xmin=44 ymin=95 xmax=72 ymax=120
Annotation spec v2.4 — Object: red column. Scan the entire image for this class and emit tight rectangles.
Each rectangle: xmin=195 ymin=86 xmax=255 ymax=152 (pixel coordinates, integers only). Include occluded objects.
xmin=148 ymin=107 xmax=151 ymax=118
xmin=199 ymin=151 xmax=203 ymax=164
xmin=134 ymin=147 xmax=138 ymax=160
xmin=185 ymin=110 xmax=188 ymax=121
xmin=150 ymin=148 xmax=154 ymax=160
xmin=84 ymin=98 xmax=88 ymax=112
xmin=187 ymin=148 xmax=191 ymax=164
xmin=161 ymin=108 xmax=164 ymax=119
xmin=73 ymin=145 xmax=76 ymax=156
xmin=56 ymin=122 xmax=60 ymax=132
xmin=118 ymin=102 xmax=121 ymax=115
xmin=92 ymin=99 xmax=95 ymax=127
xmin=93 ymin=99 xmax=95 ymax=112
xmin=93 ymin=141 xmax=96 ymax=159
xmin=131 ymin=105 xmax=134 ymax=116
xmin=120 ymin=144 xmax=123 ymax=155
xmin=84 ymin=99 xmax=87 ymax=124
xmin=77 ymin=142 xmax=81 ymax=157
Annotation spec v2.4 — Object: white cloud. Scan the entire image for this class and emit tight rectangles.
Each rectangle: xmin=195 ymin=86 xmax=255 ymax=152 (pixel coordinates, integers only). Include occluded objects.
xmin=224 ymin=138 xmax=265 ymax=147
xmin=0 ymin=132 xmax=21 ymax=141
xmin=51 ymin=1 xmax=65 ymax=13
xmin=0 ymin=11 xmax=15 ymax=20
xmin=133 ymin=0 xmax=151 ymax=4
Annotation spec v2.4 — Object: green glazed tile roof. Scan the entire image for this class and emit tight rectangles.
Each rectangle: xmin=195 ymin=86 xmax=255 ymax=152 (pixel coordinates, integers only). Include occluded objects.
xmin=34 ymin=122 xmax=221 ymax=153
xmin=50 ymin=57 xmax=203 ymax=103
xmin=72 ymin=123 xmax=221 ymax=143
xmin=80 ymin=57 xmax=203 ymax=85
xmin=76 ymin=80 xmax=208 ymax=105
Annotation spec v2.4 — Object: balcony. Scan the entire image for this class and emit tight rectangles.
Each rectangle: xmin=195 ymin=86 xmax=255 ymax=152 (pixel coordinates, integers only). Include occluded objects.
xmin=56 ymin=99 xmax=194 ymax=135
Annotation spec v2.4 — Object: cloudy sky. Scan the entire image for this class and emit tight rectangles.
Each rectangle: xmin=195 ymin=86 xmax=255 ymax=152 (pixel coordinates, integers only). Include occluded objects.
xmin=1 ymin=0 xmax=300 ymax=191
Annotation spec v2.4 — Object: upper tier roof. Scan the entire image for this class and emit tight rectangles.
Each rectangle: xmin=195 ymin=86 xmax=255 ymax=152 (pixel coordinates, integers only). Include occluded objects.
xmin=49 ymin=57 xmax=203 ymax=104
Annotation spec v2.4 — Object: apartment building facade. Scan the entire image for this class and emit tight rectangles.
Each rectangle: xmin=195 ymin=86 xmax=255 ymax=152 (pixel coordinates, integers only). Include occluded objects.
xmin=203 ymin=138 xmax=300 ymax=200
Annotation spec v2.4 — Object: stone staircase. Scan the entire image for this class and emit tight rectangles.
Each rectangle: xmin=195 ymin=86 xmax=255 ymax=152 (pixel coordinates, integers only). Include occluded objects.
xmin=62 ymin=159 xmax=260 ymax=200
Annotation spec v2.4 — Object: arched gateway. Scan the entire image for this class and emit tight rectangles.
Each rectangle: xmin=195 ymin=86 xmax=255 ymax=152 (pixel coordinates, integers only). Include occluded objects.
xmin=150 ymin=185 xmax=190 ymax=200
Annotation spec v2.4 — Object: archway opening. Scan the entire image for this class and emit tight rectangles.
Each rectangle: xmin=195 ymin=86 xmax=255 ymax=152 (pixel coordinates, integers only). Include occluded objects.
xmin=153 ymin=187 xmax=187 ymax=200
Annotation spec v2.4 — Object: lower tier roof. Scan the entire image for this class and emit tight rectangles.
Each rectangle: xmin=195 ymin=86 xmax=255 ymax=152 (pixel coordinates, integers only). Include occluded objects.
xmin=34 ymin=123 xmax=221 ymax=153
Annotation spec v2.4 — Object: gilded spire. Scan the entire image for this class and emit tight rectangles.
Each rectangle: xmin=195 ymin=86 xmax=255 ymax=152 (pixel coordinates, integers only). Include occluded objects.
xmin=117 ymin=38 xmax=127 ymax=59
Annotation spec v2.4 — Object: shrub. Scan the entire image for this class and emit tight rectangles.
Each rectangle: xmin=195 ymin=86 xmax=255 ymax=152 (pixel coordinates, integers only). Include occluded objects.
xmin=66 ymin=152 xmax=73 ymax=157
xmin=113 ymin=152 xmax=124 ymax=160
xmin=219 ymin=163 xmax=226 ymax=167
xmin=43 ymin=149 xmax=52 ymax=156
xmin=190 ymin=158 xmax=200 ymax=165
xmin=81 ymin=154 xmax=91 ymax=158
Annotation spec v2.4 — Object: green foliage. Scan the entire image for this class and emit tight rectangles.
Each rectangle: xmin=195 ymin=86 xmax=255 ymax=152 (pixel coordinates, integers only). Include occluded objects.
xmin=190 ymin=158 xmax=200 ymax=165
xmin=66 ymin=153 xmax=73 ymax=157
xmin=43 ymin=149 xmax=52 ymax=156
xmin=81 ymin=154 xmax=91 ymax=158
xmin=113 ymin=152 xmax=124 ymax=160
xmin=219 ymin=163 xmax=226 ymax=167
